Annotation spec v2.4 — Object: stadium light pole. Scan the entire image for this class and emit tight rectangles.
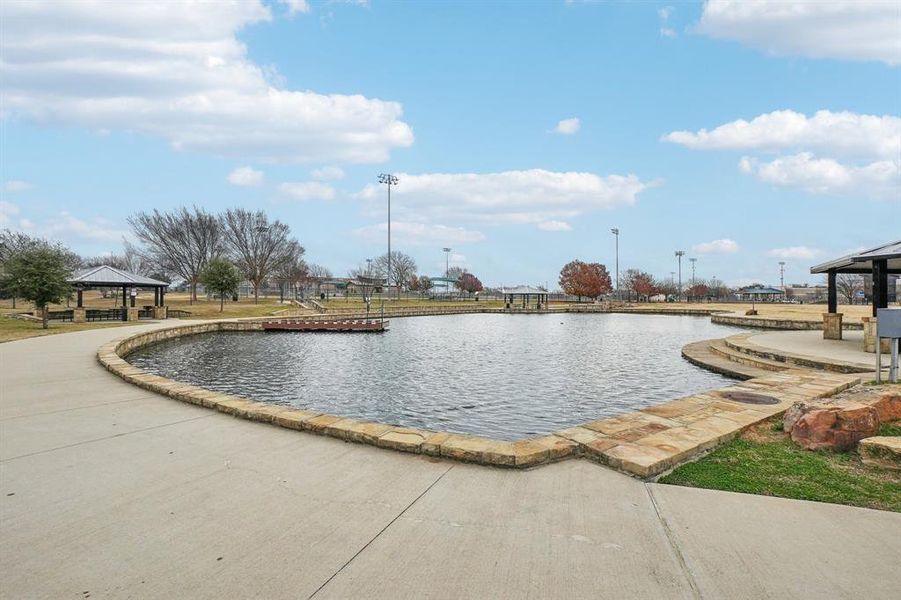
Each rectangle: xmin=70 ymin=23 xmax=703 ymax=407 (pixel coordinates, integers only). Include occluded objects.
xmin=378 ymin=174 xmax=398 ymax=293
xmin=611 ymin=228 xmax=619 ymax=300
xmin=689 ymin=257 xmax=697 ymax=301
xmin=674 ymin=250 xmax=685 ymax=301
xmin=779 ymin=261 xmax=786 ymax=294
xmin=443 ymin=247 xmax=452 ymax=295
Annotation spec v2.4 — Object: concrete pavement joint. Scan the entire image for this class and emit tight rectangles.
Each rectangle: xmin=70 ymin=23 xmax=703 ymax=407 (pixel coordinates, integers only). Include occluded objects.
xmin=0 ymin=414 xmax=214 ymax=463
xmin=646 ymin=484 xmax=702 ymax=599
xmin=0 ymin=394 xmax=150 ymax=422
xmin=307 ymin=463 xmax=455 ymax=599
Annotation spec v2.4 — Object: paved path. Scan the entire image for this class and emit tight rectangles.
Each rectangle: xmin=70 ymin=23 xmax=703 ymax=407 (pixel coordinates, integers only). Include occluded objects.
xmin=752 ymin=329 xmax=875 ymax=369
xmin=2 ymin=323 xmax=899 ymax=599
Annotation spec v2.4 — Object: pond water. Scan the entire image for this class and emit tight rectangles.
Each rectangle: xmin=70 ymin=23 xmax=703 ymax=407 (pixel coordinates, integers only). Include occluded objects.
xmin=127 ymin=313 xmax=741 ymax=440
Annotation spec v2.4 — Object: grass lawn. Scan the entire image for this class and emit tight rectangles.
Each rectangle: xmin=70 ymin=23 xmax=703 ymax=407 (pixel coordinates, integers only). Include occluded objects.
xmin=0 ymin=317 xmax=133 ymax=344
xmin=660 ymin=420 xmax=901 ymax=512
xmin=0 ymin=292 xmax=294 ymax=342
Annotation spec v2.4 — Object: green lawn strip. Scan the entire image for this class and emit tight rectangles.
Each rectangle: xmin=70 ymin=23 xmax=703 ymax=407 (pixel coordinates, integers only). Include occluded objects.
xmin=659 ymin=438 xmax=901 ymax=512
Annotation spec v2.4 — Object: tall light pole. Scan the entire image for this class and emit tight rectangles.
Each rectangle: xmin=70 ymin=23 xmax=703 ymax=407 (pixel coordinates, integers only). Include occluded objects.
xmin=689 ymin=257 xmax=697 ymax=301
xmin=378 ymin=173 xmax=398 ymax=293
xmin=443 ymin=247 xmax=452 ymax=295
xmin=675 ymin=250 xmax=685 ymax=302
xmin=611 ymin=228 xmax=619 ymax=300
xmin=779 ymin=261 xmax=786 ymax=293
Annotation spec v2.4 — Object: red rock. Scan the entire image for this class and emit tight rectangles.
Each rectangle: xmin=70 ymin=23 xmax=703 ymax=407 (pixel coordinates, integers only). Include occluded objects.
xmin=873 ymin=392 xmax=901 ymax=422
xmin=790 ymin=403 xmax=879 ymax=451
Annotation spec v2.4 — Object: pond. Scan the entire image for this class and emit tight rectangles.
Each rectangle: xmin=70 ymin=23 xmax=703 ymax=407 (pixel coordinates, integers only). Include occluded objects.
xmin=127 ymin=313 xmax=740 ymax=440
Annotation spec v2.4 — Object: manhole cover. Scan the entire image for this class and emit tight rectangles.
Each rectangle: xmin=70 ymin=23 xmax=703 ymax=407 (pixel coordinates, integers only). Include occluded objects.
xmin=718 ymin=391 xmax=780 ymax=405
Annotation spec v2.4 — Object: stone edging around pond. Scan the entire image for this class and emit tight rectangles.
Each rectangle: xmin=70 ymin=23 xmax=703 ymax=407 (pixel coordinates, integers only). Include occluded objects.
xmin=97 ymin=320 xmax=860 ymax=479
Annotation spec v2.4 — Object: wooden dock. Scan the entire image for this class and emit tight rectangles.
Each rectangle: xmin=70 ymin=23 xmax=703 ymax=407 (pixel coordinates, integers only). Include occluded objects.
xmin=261 ymin=319 xmax=388 ymax=333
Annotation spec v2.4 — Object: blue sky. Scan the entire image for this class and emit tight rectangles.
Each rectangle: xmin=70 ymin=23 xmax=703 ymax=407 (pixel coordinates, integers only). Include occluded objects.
xmin=1 ymin=0 xmax=899 ymax=288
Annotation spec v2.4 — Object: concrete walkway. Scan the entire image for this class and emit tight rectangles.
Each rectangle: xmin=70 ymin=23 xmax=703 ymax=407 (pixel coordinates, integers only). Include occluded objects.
xmin=752 ymin=329 xmax=877 ymax=370
xmin=1 ymin=323 xmax=899 ymax=599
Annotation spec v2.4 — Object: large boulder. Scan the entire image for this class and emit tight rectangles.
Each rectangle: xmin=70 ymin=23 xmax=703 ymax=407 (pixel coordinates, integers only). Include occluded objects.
xmin=872 ymin=391 xmax=901 ymax=422
xmin=858 ymin=436 xmax=901 ymax=470
xmin=790 ymin=402 xmax=880 ymax=451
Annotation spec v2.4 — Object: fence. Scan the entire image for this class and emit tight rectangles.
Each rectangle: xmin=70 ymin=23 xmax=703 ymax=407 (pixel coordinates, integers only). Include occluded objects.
xmin=46 ymin=310 xmax=74 ymax=322
xmin=86 ymin=308 xmax=126 ymax=322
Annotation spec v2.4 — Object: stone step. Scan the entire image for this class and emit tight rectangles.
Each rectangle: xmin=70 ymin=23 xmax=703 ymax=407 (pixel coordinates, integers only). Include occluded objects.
xmin=724 ymin=333 xmax=872 ymax=374
xmin=681 ymin=340 xmax=773 ymax=380
xmin=708 ymin=338 xmax=791 ymax=373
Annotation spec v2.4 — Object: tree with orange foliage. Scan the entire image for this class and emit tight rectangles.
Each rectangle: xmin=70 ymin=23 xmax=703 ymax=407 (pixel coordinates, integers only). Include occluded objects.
xmin=559 ymin=260 xmax=613 ymax=300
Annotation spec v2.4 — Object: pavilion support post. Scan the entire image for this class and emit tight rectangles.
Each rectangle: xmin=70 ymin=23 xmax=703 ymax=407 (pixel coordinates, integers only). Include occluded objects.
xmin=122 ymin=285 xmax=127 ymax=308
xmin=827 ymin=271 xmax=837 ymax=314
xmin=73 ymin=288 xmax=86 ymax=323
xmin=822 ymin=270 xmax=843 ymax=340
xmin=873 ymin=259 xmax=888 ymax=317
xmin=863 ymin=259 xmax=891 ymax=353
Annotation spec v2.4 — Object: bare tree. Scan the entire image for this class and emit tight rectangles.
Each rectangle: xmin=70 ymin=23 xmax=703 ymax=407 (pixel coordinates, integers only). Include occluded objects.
xmin=306 ymin=263 xmax=332 ymax=298
xmin=836 ymin=274 xmax=864 ymax=304
xmin=220 ymin=209 xmax=300 ymax=303
xmin=272 ymin=246 xmax=308 ymax=302
xmin=373 ymin=251 xmax=417 ymax=297
xmin=128 ymin=207 xmax=221 ymax=303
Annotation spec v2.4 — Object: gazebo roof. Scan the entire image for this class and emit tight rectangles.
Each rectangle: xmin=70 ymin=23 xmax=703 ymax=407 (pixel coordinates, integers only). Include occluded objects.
xmin=500 ymin=285 xmax=548 ymax=295
xmin=740 ymin=286 xmax=784 ymax=295
xmin=811 ymin=240 xmax=901 ymax=274
xmin=69 ymin=265 xmax=169 ymax=287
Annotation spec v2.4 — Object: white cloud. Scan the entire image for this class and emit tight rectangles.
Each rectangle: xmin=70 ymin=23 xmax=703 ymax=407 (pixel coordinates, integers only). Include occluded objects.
xmin=355 ymin=169 xmax=654 ymax=226
xmin=767 ymin=246 xmax=821 ymax=260
xmin=278 ymin=0 xmax=310 ymax=15
xmin=696 ymin=0 xmax=901 ymax=66
xmin=740 ymin=153 xmax=900 ymax=199
xmin=0 ymin=202 xmax=128 ymax=246
xmin=538 ymin=220 xmax=572 ymax=232
xmin=552 ymin=117 xmax=581 ymax=135
xmin=692 ymin=239 xmax=739 ymax=254
xmin=278 ymin=181 xmax=336 ymax=201
xmin=0 ymin=201 xmax=20 ymax=226
xmin=3 ymin=180 xmax=32 ymax=193
xmin=311 ymin=166 xmax=345 ymax=180
xmin=658 ymin=6 xmax=676 ymax=38
xmin=666 ymin=110 xmax=901 ymax=200
xmin=45 ymin=212 xmax=130 ymax=243
xmin=0 ymin=1 xmax=413 ymax=164
xmin=227 ymin=166 xmax=264 ymax=187
xmin=664 ymin=110 xmax=900 ymax=160
xmin=354 ymin=221 xmax=485 ymax=246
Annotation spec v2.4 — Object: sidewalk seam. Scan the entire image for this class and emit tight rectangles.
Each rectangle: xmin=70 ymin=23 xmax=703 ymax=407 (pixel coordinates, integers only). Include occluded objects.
xmin=646 ymin=484 xmax=703 ymax=600
xmin=307 ymin=463 xmax=455 ymax=599
xmin=0 ymin=414 xmax=214 ymax=463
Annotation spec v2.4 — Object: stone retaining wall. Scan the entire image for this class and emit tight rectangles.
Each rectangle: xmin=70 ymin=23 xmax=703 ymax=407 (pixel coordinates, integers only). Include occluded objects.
xmin=711 ymin=313 xmax=864 ymax=331
xmin=98 ymin=320 xmax=859 ymax=478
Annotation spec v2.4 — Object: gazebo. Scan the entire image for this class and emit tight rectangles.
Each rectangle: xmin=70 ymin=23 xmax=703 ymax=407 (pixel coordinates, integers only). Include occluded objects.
xmin=736 ymin=286 xmax=785 ymax=303
xmin=500 ymin=285 xmax=549 ymax=310
xmin=68 ymin=265 xmax=169 ymax=322
xmin=810 ymin=240 xmax=901 ymax=346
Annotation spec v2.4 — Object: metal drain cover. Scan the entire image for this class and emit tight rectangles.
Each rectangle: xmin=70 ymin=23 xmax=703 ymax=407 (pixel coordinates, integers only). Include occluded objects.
xmin=718 ymin=391 xmax=780 ymax=405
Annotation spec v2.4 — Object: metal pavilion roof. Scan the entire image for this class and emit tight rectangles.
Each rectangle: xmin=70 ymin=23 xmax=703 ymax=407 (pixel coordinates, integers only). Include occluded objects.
xmin=739 ymin=286 xmax=784 ymax=295
xmin=811 ymin=240 xmax=901 ymax=274
xmin=499 ymin=285 xmax=548 ymax=295
xmin=68 ymin=265 xmax=169 ymax=287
